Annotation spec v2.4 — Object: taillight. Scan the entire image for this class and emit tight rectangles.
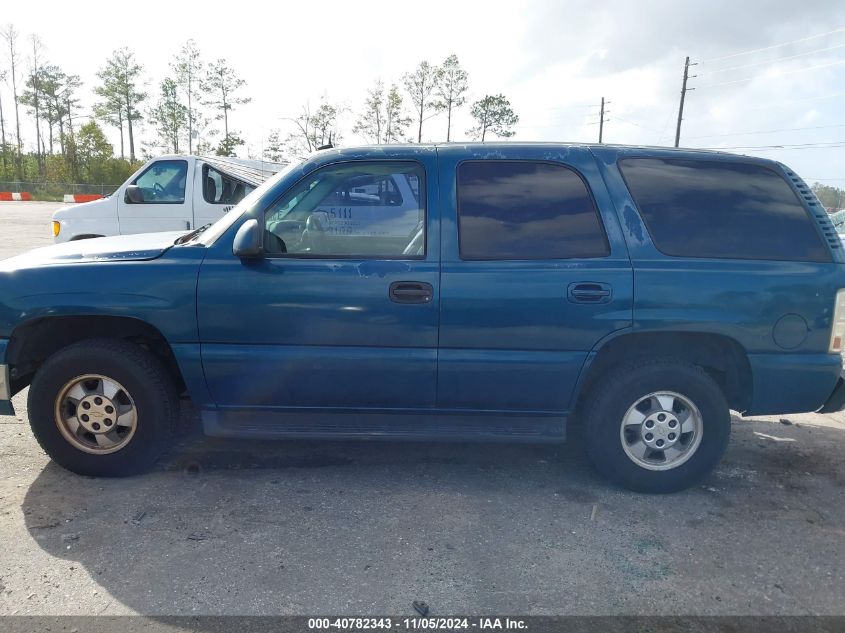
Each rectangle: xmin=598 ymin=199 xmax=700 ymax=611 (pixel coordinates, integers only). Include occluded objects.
xmin=830 ymin=289 xmax=845 ymax=353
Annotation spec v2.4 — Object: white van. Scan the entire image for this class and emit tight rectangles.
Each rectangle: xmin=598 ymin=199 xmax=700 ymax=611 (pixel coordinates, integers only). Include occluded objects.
xmin=51 ymin=155 xmax=285 ymax=243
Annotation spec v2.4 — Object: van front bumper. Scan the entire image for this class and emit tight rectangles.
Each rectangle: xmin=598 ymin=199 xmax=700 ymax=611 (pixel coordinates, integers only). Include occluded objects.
xmin=819 ymin=370 xmax=845 ymax=413
xmin=0 ymin=364 xmax=13 ymax=416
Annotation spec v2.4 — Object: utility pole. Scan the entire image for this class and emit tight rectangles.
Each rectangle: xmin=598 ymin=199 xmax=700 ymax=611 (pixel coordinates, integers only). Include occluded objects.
xmin=674 ymin=56 xmax=696 ymax=148
xmin=599 ymin=97 xmax=606 ymax=143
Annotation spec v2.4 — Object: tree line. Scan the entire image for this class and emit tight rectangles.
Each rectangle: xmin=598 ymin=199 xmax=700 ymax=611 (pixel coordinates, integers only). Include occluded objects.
xmin=0 ymin=25 xmax=520 ymax=186
xmin=812 ymin=183 xmax=845 ymax=211
xmin=0 ymin=25 xmax=255 ymax=185
xmin=264 ymin=54 xmax=519 ymax=162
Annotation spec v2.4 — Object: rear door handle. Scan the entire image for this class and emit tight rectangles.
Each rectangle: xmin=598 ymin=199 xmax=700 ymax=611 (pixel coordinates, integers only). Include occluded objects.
xmin=568 ymin=282 xmax=612 ymax=304
xmin=389 ymin=281 xmax=433 ymax=304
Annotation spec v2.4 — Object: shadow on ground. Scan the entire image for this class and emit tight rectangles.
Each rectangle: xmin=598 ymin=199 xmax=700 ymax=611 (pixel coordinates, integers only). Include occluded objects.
xmin=18 ymin=415 xmax=845 ymax=618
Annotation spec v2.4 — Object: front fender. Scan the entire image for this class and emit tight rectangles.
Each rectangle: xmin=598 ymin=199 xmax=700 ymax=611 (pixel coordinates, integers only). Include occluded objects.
xmin=52 ymin=196 xmax=119 ymax=243
xmin=0 ymin=248 xmax=204 ymax=341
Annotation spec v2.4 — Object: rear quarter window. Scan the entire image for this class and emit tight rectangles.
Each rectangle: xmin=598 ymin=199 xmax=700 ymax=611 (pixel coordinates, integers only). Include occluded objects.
xmin=619 ymin=158 xmax=830 ymax=262
xmin=457 ymin=160 xmax=609 ymax=260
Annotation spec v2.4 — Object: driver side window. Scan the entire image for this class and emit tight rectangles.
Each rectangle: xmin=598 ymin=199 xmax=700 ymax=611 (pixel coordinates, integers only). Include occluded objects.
xmin=132 ymin=160 xmax=188 ymax=204
xmin=264 ymin=161 xmax=426 ymax=258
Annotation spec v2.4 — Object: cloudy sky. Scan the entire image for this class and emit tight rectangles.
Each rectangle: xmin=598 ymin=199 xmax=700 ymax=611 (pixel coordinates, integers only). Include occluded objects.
xmin=2 ymin=0 xmax=844 ymax=187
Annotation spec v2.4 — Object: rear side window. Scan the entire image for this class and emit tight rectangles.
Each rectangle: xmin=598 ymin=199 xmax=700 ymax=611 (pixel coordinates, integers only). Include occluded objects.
xmin=203 ymin=165 xmax=254 ymax=205
xmin=457 ymin=161 xmax=609 ymax=260
xmin=619 ymin=158 xmax=829 ymax=262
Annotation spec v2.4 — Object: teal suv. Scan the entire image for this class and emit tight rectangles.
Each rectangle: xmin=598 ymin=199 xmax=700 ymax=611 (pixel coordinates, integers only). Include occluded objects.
xmin=1 ymin=143 xmax=844 ymax=492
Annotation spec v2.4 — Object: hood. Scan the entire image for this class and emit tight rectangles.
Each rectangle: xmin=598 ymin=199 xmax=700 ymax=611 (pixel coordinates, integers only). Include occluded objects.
xmin=52 ymin=195 xmax=117 ymax=220
xmin=0 ymin=232 xmax=187 ymax=270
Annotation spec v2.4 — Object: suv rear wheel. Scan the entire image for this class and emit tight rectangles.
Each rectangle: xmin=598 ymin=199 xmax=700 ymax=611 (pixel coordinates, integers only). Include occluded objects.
xmin=582 ymin=358 xmax=731 ymax=493
xmin=27 ymin=338 xmax=178 ymax=477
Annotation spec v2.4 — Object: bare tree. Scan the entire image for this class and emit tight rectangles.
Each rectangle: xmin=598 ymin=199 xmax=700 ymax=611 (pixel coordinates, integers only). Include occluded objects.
xmin=280 ymin=99 xmax=343 ymax=160
xmin=0 ymin=68 xmax=7 ymax=173
xmin=26 ymin=34 xmax=45 ymax=173
xmin=1 ymin=24 xmax=22 ymax=176
xmin=171 ymin=39 xmax=203 ymax=154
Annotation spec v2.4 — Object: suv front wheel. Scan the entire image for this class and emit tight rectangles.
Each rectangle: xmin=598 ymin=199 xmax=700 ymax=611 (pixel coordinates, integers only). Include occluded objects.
xmin=27 ymin=338 xmax=178 ymax=477
xmin=582 ymin=358 xmax=731 ymax=493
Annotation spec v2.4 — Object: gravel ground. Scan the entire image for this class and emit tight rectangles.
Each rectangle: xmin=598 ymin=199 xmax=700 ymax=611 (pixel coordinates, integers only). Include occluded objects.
xmin=0 ymin=201 xmax=843 ymax=617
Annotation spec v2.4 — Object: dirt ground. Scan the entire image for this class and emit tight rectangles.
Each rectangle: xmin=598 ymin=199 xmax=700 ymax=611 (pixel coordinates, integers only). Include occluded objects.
xmin=0 ymin=202 xmax=843 ymax=617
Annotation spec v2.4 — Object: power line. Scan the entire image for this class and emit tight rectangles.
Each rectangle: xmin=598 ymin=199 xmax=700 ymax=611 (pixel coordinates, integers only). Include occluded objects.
xmin=699 ymin=42 xmax=845 ymax=75
xmin=698 ymin=58 xmax=845 ymax=89
xmin=546 ymin=103 xmax=597 ymax=112
xmin=613 ymin=116 xmax=668 ymax=134
xmin=704 ymin=140 xmax=845 ymax=150
xmin=686 ymin=122 xmax=845 ymax=139
xmin=699 ymin=27 xmax=845 ymax=64
xmin=742 ymin=91 xmax=845 ymax=111
xmin=728 ymin=145 xmax=845 ymax=151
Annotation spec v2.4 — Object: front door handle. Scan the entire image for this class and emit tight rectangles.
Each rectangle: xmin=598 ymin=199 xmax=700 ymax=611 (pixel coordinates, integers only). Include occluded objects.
xmin=568 ymin=282 xmax=612 ymax=304
xmin=389 ymin=281 xmax=433 ymax=304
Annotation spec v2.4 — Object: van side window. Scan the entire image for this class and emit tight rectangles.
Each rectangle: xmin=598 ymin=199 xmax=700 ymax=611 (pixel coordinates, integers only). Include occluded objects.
xmin=619 ymin=158 xmax=830 ymax=262
xmin=132 ymin=160 xmax=188 ymax=204
xmin=457 ymin=161 xmax=609 ymax=260
xmin=264 ymin=161 xmax=426 ymax=258
xmin=203 ymin=165 xmax=254 ymax=205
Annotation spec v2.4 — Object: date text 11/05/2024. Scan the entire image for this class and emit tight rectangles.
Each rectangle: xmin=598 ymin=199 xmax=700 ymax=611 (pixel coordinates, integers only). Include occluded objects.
xmin=307 ymin=617 xmax=528 ymax=630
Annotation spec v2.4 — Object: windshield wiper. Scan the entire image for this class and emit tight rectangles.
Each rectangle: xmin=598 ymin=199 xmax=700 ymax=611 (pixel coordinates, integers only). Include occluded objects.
xmin=175 ymin=223 xmax=213 ymax=245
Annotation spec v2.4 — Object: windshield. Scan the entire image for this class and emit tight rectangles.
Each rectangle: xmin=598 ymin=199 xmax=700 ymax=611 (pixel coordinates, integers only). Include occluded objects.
xmin=194 ymin=160 xmax=302 ymax=246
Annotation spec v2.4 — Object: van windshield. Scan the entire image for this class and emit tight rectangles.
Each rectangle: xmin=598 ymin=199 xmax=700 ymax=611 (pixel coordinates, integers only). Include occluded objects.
xmin=193 ymin=160 xmax=302 ymax=246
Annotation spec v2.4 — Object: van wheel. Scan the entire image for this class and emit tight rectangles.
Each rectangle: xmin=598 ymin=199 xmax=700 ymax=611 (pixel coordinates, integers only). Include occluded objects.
xmin=581 ymin=358 xmax=730 ymax=493
xmin=27 ymin=339 xmax=178 ymax=477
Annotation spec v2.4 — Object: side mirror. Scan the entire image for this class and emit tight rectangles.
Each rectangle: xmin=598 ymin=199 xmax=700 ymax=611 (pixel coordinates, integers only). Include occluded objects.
xmin=233 ymin=219 xmax=263 ymax=258
xmin=124 ymin=185 xmax=144 ymax=204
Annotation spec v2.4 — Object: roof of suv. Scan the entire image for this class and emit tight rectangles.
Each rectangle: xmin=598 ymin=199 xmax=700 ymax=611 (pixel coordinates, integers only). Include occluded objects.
xmin=311 ymin=142 xmax=780 ymax=167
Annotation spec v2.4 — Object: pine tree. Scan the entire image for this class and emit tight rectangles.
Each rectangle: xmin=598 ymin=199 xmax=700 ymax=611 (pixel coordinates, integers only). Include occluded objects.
xmin=263 ymin=129 xmax=285 ymax=162
xmin=436 ymin=54 xmax=469 ymax=142
xmin=149 ymin=78 xmax=188 ymax=153
xmin=468 ymin=94 xmax=519 ymax=141
xmin=402 ymin=61 xmax=443 ymax=142
xmin=96 ymin=48 xmax=147 ymax=161
xmin=202 ymin=58 xmax=250 ymax=152
xmin=354 ymin=82 xmax=410 ymax=144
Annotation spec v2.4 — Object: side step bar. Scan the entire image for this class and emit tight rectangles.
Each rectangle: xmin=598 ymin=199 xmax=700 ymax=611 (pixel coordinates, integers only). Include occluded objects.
xmin=202 ymin=409 xmax=567 ymax=443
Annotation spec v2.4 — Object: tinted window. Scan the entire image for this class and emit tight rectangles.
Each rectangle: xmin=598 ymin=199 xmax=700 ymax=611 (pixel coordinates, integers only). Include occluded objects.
xmin=132 ymin=160 xmax=187 ymax=204
xmin=264 ymin=161 xmax=425 ymax=258
xmin=457 ymin=161 xmax=609 ymax=260
xmin=203 ymin=165 xmax=254 ymax=205
xmin=619 ymin=158 xmax=829 ymax=262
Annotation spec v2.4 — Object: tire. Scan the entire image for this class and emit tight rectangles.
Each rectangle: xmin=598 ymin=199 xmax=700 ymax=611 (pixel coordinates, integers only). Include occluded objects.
xmin=581 ymin=358 xmax=731 ymax=493
xmin=27 ymin=338 xmax=178 ymax=477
